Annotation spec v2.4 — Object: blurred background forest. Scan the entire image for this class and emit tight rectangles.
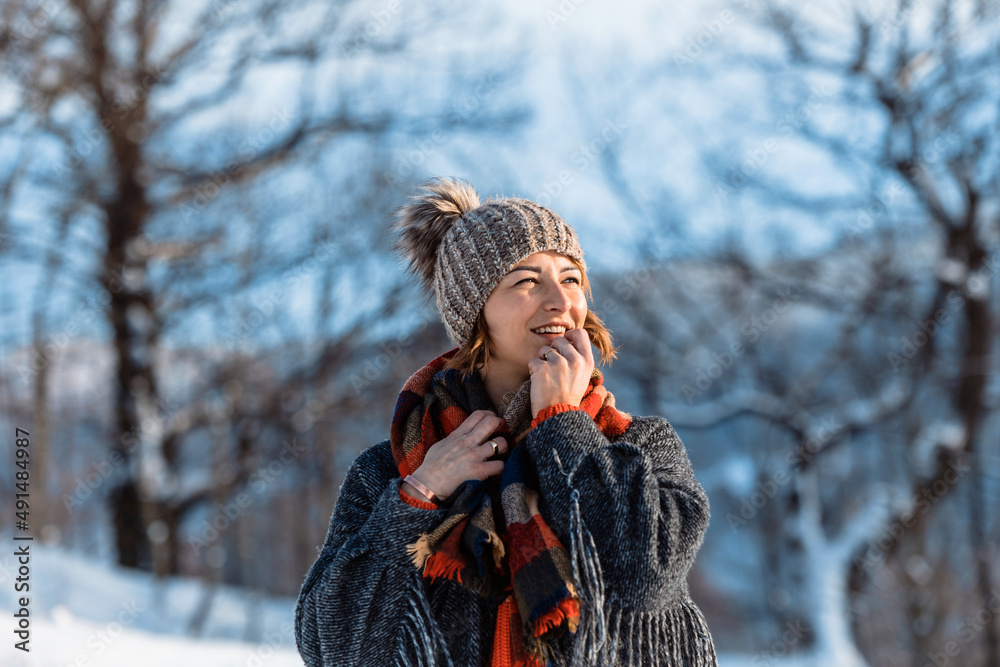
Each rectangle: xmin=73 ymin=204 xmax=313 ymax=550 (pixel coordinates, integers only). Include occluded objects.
xmin=1 ymin=0 xmax=998 ymax=665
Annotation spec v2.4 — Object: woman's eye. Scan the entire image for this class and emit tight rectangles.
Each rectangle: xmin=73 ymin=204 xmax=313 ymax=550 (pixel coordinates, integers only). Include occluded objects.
xmin=516 ymin=277 xmax=580 ymax=285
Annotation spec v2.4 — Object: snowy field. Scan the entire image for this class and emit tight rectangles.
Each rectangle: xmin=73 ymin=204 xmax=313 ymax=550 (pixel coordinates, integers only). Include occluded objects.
xmin=0 ymin=539 xmax=302 ymax=667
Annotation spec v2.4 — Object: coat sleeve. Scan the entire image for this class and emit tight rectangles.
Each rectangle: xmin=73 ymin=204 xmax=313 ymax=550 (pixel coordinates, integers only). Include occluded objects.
xmin=294 ymin=442 xmax=450 ymax=667
xmin=523 ymin=410 xmax=711 ymax=609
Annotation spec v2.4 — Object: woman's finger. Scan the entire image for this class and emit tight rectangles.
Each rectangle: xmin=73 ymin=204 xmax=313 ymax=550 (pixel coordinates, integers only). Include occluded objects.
xmin=483 ymin=460 xmax=504 ymax=478
xmin=453 ymin=410 xmax=492 ymax=439
xmin=478 ymin=435 xmax=506 ymax=459
xmin=550 ymin=335 xmax=577 ymax=359
xmin=463 ymin=410 xmax=500 ymax=446
xmin=566 ymin=328 xmax=594 ymax=362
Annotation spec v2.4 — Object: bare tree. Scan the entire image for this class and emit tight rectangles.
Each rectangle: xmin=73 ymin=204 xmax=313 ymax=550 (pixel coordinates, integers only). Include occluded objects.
xmin=720 ymin=0 xmax=999 ymax=662
xmin=552 ymin=0 xmax=999 ymax=662
xmin=0 ymin=0 xmax=528 ymax=581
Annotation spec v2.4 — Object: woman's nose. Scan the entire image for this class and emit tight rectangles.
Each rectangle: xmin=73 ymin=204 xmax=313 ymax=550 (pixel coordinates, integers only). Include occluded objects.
xmin=542 ymin=282 xmax=572 ymax=310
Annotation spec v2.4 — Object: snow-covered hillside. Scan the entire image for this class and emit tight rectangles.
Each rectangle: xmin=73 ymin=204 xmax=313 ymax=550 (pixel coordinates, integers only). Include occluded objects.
xmin=0 ymin=537 xmax=302 ymax=667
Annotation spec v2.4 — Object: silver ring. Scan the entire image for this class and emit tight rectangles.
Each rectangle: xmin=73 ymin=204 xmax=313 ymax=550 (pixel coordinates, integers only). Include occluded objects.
xmin=542 ymin=351 xmax=550 ymax=360
xmin=489 ymin=439 xmax=498 ymax=456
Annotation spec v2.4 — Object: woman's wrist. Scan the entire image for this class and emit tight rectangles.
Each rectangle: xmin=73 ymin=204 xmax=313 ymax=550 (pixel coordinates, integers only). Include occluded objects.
xmin=531 ymin=402 xmax=584 ymax=423
xmin=399 ymin=483 xmax=439 ymax=510
xmin=400 ymin=481 xmax=432 ymax=503
xmin=402 ymin=474 xmax=440 ymax=504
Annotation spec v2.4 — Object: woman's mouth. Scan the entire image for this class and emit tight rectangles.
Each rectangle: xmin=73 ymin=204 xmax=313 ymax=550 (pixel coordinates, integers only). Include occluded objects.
xmin=532 ymin=325 xmax=569 ymax=341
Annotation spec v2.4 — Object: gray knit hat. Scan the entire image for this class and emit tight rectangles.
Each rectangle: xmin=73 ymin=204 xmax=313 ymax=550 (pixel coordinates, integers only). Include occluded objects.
xmin=391 ymin=177 xmax=587 ymax=348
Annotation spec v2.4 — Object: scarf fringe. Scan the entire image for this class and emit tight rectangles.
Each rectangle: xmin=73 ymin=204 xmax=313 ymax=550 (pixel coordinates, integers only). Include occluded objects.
xmin=473 ymin=529 xmax=506 ymax=574
xmin=546 ymin=448 xmax=608 ymax=667
xmin=422 ymin=551 xmax=466 ymax=585
xmin=395 ymin=569 xmax=456 ymax=667
xmin=540 ymin=601 xmax=718 ymax=667
xmin=532 ymin=594 xmax=581 ymax=636
xmin=524 ymin=633 xmax=561 ymax=666
xmin=406 ymin=533 xmax=433 ymax=572
xmin=545 ymin=448 xmax=718 ymax=666
xmin=566 ymin=484 xmax=608 ymax=667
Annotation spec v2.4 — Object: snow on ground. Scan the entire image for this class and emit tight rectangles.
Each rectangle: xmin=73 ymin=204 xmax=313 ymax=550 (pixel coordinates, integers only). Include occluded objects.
xmin=5 ymin=614 xmax=303 ymax=667
xmin=0 ymin=537 xmax=302 ymax=666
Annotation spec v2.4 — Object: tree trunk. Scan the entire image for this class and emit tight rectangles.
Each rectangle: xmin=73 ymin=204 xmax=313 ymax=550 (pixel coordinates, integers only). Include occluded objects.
xmin=104 ymin=185 xmax=157 ymax=570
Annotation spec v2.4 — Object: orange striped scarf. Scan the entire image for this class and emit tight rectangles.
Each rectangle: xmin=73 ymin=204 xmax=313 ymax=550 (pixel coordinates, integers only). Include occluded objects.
xmin=391 ymin=348 xmax=632 ymax=666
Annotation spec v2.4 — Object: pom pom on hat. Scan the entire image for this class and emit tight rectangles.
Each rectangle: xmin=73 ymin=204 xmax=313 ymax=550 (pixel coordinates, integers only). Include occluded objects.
xmin=391 ymin=177 xmax=481 ymax=297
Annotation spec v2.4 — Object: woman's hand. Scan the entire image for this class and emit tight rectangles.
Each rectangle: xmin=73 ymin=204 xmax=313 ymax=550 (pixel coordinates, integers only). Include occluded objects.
xmin=404 ymin=410 xmax=508 ymax=503
xmin=527 ymin=328 xmax=595 ymax=419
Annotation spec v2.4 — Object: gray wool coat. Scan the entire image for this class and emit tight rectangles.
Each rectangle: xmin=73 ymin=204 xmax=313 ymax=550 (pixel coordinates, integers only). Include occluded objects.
xmin=294 ymin=407 xmax=719 ymax=666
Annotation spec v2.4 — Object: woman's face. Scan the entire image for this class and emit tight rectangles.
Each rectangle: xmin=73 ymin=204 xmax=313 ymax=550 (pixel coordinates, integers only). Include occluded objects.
xmin=481 ymin=250 xmax=588 ymax=380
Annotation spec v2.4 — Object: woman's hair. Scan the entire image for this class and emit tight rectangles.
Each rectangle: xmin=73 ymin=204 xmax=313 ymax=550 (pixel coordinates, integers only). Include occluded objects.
xmin=443 ymin=256 xmax=620 ymax=381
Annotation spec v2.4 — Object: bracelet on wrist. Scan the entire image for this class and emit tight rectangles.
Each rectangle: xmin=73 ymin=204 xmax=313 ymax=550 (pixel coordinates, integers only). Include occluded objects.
xmin=403 ymin=474 xmax=441 ymax=504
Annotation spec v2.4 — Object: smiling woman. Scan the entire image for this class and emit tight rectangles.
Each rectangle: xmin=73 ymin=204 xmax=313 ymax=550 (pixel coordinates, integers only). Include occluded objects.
xmin=441 ymin=250 xmax=620 ymax=409
xmin=293 ymin=177 xmax=719 ymax=667
xmin=455 ymin=249 xmax=619 ymax=412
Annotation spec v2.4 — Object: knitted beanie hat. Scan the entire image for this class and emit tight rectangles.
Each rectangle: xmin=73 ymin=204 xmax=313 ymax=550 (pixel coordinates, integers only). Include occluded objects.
xmin=391 ymin=177 xmax=587 ymax=348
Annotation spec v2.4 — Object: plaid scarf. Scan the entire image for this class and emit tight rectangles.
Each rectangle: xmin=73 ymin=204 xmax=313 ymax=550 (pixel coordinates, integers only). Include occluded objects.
xmin=390 ymin=348 xmax=632 ymax=667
